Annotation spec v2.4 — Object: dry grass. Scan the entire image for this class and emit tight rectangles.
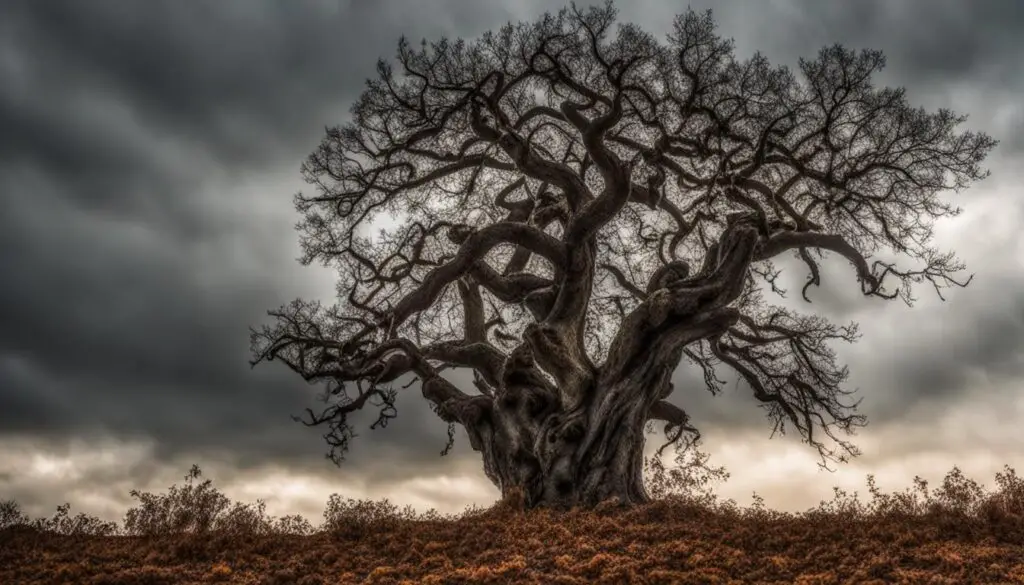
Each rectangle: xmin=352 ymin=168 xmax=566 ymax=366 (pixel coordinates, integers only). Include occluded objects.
xmin=2 ymin=459 xmax=1023 ymax=584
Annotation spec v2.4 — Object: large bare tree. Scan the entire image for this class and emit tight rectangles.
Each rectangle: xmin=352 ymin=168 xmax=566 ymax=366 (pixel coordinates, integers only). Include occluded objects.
xmin=250 ymin=4 xmax=995 ymax=510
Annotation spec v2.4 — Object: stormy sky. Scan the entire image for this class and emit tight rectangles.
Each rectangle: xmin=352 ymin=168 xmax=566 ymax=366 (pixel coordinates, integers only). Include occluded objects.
xmin=2 ymin=0 xmax=1022 ymax=527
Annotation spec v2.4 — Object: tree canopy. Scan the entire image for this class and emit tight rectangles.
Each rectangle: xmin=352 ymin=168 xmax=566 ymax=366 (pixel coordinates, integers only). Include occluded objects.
xmin=250 ymin=3 xmax=995 ymax=508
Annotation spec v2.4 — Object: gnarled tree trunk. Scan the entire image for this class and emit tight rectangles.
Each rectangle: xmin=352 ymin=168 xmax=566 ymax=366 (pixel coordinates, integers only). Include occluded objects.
xmin=469 ymin=373 xmax=657 ymax=509
xmin=459 ymin=216 xmax=759 ymax=509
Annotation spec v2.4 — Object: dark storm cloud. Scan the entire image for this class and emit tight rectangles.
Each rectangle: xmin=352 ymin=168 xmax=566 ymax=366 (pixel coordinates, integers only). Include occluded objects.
xmin=0 ymin=0 xmax=535 ymax=184
xmin=0 ymin=167 xmax=322 ymax=458
xmin=3 ymin=1 xmax=408 ymax=168
xmin=0 ymin=0 xmax=516 ymax=480
xmin=645 ymin=0 xmax=1024 ymax=86
xmin=620 ymin=0 xmax=1024 ymax=154
xmin=721 ymin=0 xmax=1024 ymax=154
xmin=0 ymin=0 xmax=1021 ymax=522
xmin=779 ymin=0 xmax=1023 ymax=83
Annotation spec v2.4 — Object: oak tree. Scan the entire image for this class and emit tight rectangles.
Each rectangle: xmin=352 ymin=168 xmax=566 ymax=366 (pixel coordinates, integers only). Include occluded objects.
xmin=250 ymin=4 xmax=995 ymax=509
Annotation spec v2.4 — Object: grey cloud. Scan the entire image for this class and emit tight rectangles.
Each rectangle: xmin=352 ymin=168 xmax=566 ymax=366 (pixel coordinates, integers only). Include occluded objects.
xmin=787 ymin=0 xmax=1023 ymax=82
xmin=691 ymin=0 xmax=1024 ymax=86
xmin=616 ymin=0 xmax=1024 ymax=157
xmin=0 ymin=0 xmax=543 ymax=168
xmin=753 ymin=0 xmax=1024 ymax=157
xmin=0 ymin=0 xmax=1021 ymax=524
xmin=3 ymin=0 xmax=360 ymax=168
xmin=0 ymin=0 xmax=511 ymax=480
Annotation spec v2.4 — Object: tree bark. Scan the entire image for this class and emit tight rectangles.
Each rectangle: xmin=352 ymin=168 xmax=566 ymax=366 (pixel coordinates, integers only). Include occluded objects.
xmin=466 ymin=374 xmax=658 ymax=510
xmin=455 ymin=216 xmax=760 ymax=510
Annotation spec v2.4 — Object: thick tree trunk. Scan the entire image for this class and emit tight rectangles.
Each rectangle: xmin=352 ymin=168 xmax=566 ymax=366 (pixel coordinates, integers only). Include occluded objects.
xmin=458 ymin=216 xmax=761 ymax=511
xmin=462 ymin=364 xmax=673 ymax=510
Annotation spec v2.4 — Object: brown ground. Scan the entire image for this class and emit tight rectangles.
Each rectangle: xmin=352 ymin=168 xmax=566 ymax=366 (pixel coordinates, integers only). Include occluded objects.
xmin=2 ymin=463 xmax=1023 ymax=584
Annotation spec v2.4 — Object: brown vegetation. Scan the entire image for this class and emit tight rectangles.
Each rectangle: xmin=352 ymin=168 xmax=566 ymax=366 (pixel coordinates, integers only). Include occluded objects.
xmin=3 ymin=457 xmax=1024 ymax=584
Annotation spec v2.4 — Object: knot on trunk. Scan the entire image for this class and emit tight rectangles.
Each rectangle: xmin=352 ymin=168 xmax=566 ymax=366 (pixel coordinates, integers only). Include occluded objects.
xmin=500 ymin=342 xmax=554 ymax=403
xmin=546 ymin=412 xmax=587 ymax=445
xmin=532 ymin=191 xmax=569 ymax=225
xmin=522 ymin=285 xmax=557 ymax=315
xmin=447 ymin=223 xmax=475 ymax=245
xmin=502 ymin=342 xmax=534 ymax=376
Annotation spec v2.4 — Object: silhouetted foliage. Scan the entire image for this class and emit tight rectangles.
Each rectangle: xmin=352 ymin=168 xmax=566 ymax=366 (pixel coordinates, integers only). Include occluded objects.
xmin=249 ymin=0 xmax=995 ymax=510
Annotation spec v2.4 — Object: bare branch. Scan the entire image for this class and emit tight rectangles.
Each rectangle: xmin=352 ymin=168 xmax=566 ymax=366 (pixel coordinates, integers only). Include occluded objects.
xmin=253 ymin=4 xmax=993 ymax=494
xmin=647 ymin=399 xmax=701 ymax=457
xmin=381 ymin=222 xmax=568 ymax=337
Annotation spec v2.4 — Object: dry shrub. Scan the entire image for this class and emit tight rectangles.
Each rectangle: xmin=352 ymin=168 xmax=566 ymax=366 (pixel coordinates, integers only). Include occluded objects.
xmin=643 ymin=443 xmax=731 ymax=512
xmin=862 ymin=474 xmax=931 ymax=519
xmin=123 ymin=464 xmax=232 ymax=536
xmin=269 ymin=513 xmax=316 ymax=536
xmin=119 ymin=464 xmax=318 ymax=539
xmin=2 ymin=498 xmax=115 ymax=537
xmin=455 ymin=485 xmax=531 ymax=523
xmin=26 ymin=502 xmax=119 ymax=536
xmin=321 ymin=494 xmax=420 ymax=539
xmin=6 ymin=462 xmax=1024 ymax=584
xmin=0 ymin=499 xmax=31 ymax=530
xmin=591 ymin=496 xmax=628 ymax=517
xmin=976 ymin=466 xmax=1024 ymax=528
xmin=802 ymin=485 xmax=870 ymax=522
xmin=215 ymin=499 xmax=274 ymax=536
xmin=928 ymin=466 xmax=988 ymax=519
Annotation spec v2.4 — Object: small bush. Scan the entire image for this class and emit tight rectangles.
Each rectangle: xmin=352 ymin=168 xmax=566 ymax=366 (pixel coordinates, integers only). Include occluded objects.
xmin=123 ymin=464 xmax=232 ymax=536
xmin=321 ymin=494 xmax=419 ymax=539
xmin=25 ymin=502 xmax=119 ymax=537
xmin=0 ymin=499 xmax=31 ymax=529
